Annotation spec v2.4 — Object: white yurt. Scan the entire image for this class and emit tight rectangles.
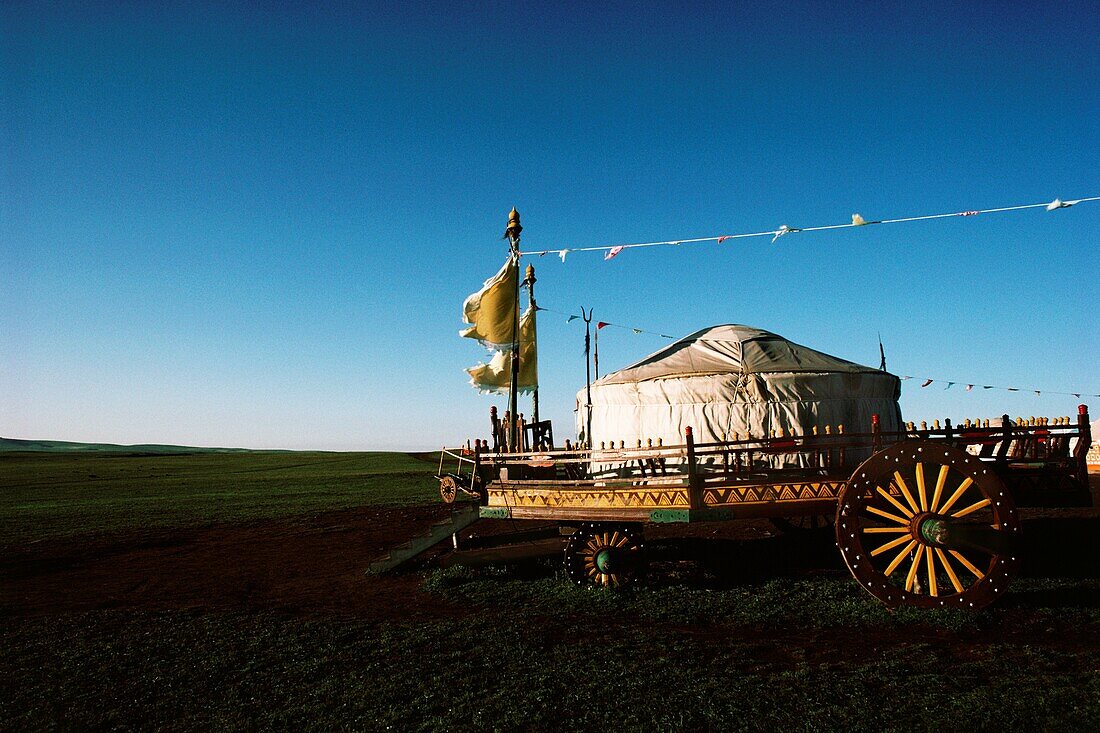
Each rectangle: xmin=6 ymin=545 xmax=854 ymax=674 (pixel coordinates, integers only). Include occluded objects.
xmin=576 ymin=324 xmax=903 ymax=453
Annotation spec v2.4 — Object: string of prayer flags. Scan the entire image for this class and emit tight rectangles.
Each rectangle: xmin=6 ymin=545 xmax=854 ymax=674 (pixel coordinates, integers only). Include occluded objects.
xmin=897 ymin=375 xmax=1097 ymax=398
xmin=519 ymin=194 xmax=1100 ymax=262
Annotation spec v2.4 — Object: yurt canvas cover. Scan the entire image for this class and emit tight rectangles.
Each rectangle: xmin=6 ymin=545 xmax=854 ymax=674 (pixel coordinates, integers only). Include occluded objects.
xmin=577 ymin=325 xmax=902 ymax=451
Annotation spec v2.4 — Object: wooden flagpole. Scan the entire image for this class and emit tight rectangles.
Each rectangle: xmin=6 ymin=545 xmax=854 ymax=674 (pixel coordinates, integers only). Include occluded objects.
xmin=504 ymin=208 xmax=522 ymax=452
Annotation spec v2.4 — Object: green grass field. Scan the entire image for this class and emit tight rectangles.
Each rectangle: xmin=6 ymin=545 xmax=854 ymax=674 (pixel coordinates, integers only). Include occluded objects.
xmin=0 ymin=450 xmax=439 ymax=547
xmin=1 ymin=451 xmax=1098 ymax=731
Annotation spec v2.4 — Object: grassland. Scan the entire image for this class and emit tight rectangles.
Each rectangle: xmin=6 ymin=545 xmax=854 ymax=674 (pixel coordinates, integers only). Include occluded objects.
xmin=1 ymin=451 xmax=1098 ymax=731
xmin=0 ymin=450 xmax=439 ymax=547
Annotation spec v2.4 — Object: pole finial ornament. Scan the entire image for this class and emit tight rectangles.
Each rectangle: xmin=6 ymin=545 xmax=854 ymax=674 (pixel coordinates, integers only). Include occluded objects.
xmin=504 ymin=207 xmax=522 ymax=242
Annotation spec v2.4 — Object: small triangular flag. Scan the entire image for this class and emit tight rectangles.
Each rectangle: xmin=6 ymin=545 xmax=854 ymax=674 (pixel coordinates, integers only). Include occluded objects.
xmin=604 ymin=246 xmax=624 ymax=261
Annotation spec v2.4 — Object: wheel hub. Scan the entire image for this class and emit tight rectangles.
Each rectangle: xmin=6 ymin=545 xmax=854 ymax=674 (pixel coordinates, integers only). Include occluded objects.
xmin=913 ymin=513 xmax=949 ymax=546
xmin=594 ymin=548 xmax=614 ymax=574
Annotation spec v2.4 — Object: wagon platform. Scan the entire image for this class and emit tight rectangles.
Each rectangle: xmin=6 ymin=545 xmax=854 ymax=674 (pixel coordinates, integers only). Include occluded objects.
xmin=429 ymin=407 xmax=1092 ymax=608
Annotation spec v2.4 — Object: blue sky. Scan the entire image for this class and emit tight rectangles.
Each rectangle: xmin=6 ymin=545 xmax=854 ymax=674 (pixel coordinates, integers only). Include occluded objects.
xmin=2 ymin=1 xmax=1097 ymax=450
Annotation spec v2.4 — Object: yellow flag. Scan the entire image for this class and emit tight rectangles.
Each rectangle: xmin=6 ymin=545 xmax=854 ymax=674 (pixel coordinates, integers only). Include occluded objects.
xmin=460 ymin=256 xmax=518 ymax=348
xmin=467 ymin=307 xmax=538 ymax=394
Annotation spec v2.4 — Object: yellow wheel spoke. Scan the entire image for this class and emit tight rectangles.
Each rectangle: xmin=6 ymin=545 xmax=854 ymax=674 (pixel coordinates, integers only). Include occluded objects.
xmin=948 ymin=550 xmax=985 ymax=579
xmin=935 ymin=548 xmax=964 ymax=593
xmin=939 ymin=477 xmax=974 ymax=515
xmin=871 ymin=533 xmax=914 ymax=556
xmin=867 ymin=505 xmax=911 ymax=525
xmin=893 ymin=471 xmax=921 ymax=514
xmin=862 ymin=527 xmax=909 ymax=534
xmin=926 ymin=546 xmax=939 ymax=597
xmin=905 ymin=546 xmax=925 ymax=591
xmin=885 ymin=540 xmax=918 ymax=575
xmin=915 ymin=463 xmax=928 ymax=512
xmin=951 ymin=498 xmax=992 ymax=518
xmin=930 ymin=464 xmax=949 ymax=512
xmin=610 ymin=531 xmax=620 ymax=548
xmin=876 ymin=487 xmax=914 ymax=518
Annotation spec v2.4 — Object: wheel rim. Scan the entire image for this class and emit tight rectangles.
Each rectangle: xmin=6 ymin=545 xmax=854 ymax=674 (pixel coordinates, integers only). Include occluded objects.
xmin=564 ymin=524 xmax=644 ymax=588
xmin=837 ymin=441 xmax=1019 ymax=609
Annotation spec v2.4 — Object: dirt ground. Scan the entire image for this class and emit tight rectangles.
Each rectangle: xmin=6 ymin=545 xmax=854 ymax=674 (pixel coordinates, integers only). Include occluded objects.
xmin=3 ymin=477 xmax=1098 ymax=624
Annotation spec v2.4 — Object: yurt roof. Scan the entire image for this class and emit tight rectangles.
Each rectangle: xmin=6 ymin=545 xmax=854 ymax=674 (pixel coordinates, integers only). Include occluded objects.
xmin=593 ymin=324 xmax=889 ymax=385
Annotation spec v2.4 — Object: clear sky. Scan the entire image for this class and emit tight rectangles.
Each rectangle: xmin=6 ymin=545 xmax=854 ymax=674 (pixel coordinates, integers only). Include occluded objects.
xmin=2 ymin=1 xmax=1098 ymax=450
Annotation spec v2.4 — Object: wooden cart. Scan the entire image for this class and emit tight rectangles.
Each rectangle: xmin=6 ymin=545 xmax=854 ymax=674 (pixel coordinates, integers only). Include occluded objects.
xmin=441 ymin=406 xmax=1093 ymax=609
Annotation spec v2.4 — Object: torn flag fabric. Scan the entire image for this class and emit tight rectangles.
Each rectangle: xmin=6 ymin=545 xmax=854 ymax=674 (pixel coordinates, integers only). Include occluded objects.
xmin=459 ymin=256 xmax=518 ymax=348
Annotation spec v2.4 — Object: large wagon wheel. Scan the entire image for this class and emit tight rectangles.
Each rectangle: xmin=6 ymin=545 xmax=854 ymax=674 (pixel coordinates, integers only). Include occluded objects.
xmin=563 ymin=523 xmax=645 ymax=588
xmin=836 ymin=440 xmax=1020 ymax=610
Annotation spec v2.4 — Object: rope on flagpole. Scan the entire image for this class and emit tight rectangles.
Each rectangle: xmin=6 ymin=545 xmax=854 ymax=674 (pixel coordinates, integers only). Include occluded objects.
xmin=523 ymin=195 xmax=1100 ymax=261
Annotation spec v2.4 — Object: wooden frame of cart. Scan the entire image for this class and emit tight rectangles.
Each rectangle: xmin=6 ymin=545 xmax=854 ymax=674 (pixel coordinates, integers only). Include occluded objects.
xmin=438 ymin=407 xmax=1093 ymax=608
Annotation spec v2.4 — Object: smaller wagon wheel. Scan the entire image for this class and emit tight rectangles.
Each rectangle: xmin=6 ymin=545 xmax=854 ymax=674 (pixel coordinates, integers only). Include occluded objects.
xmin=564 ymin=523 xmax=645 ymax=588
xmin=438 ymin=475 xmax=458 ymax=504
xmin=836 ymin=440 xmax=1020 ymax=610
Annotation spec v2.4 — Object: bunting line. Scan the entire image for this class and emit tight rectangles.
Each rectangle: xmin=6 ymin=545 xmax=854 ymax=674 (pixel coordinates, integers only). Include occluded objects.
xmin=525 ymin=195 xmax=1099 ymax=261
xmin=537 ymin=305 xmax=1099 ymax=398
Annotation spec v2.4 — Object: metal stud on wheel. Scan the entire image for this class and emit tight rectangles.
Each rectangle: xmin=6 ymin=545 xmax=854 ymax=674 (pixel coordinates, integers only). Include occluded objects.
xmin=563 ymin=523 xmax=645 ymax=588
xmin=836 ymin=440 xmax=1020 ymax=610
